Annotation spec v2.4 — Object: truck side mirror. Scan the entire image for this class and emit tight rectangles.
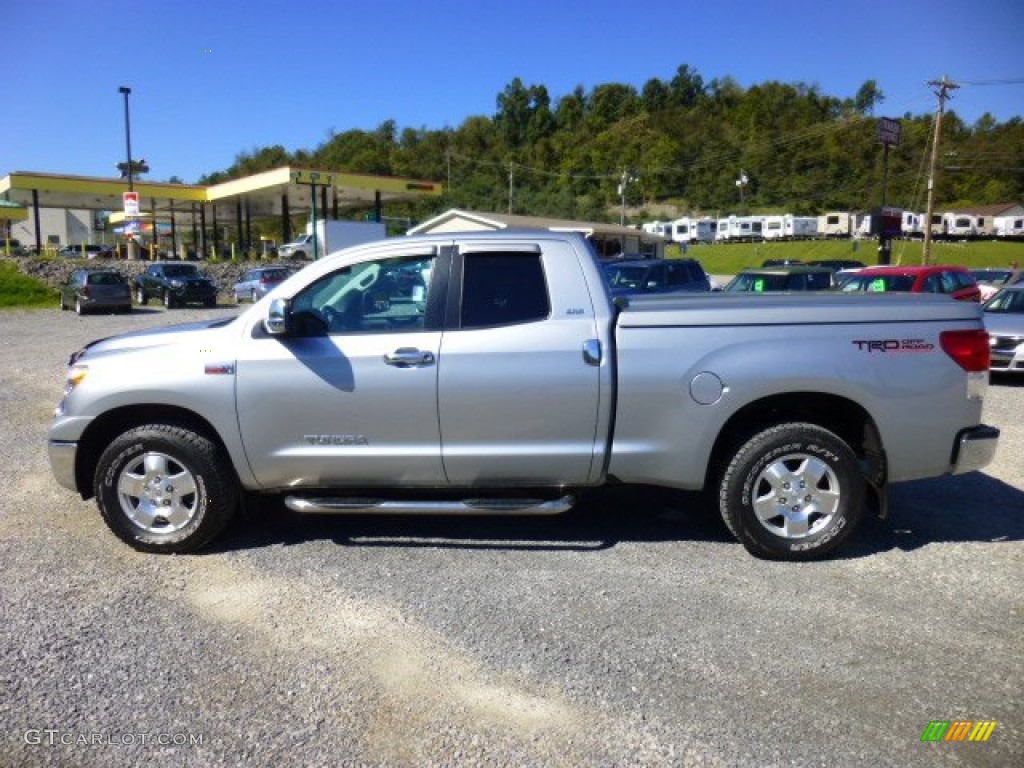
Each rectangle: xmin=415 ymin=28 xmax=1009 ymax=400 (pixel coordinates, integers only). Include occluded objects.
xmin=264 ymin=298 xmax=288 ymax=336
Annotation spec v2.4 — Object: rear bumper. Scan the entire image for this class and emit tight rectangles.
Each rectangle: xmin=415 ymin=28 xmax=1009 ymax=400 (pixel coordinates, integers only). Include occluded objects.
xmin=82 ymin=297 xmax=131 ymax=310
xmin=950 ymin=425 xmax=1000 ymax=475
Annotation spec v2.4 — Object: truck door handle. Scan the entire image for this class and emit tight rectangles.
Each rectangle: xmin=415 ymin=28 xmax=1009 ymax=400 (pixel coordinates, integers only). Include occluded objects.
xmin=384 ymin=348 xmax=435 ymax=367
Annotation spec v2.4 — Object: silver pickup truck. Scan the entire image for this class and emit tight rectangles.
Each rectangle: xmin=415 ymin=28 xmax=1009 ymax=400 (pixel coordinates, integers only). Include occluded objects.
xmin=47 ymin=231 xmax=999 ymax=560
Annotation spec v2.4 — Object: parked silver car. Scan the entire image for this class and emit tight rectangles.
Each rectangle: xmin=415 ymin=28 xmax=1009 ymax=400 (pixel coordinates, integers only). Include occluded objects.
xmin=58 ymin=243 xmax=114 ymax=259
xmin=233 ymin=266 xmax=292 ymax=302
xmin=59 ymin=269 xmax=132 ymax=315
xmin=972 ymin=268 xmax=1021 ymax=301
xmin=984 ymin=283 xmax=1024 ymax=373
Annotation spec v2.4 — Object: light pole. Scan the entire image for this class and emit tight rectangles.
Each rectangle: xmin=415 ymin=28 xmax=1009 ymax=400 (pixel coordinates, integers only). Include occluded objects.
xmin=118 ymin=86 xmax=139 ymax=259
xmin=119 ymin=86 xmax=133 ymax=192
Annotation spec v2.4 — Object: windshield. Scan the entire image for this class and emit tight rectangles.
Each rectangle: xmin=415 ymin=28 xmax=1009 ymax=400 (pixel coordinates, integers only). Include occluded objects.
xmin=163 ymin=265 xmax=201 ymax=278
xmin=260 ymin=269 xmax=290 ymax=281
xmin=984 ymin=289 xmax=1024 ymax=314
xmin=726 ymin=272 xmax=831 ymax=291
xmin=972 ymin=270 xmax=1011 ymax=284
xmin=840 ymin=274 xmax=916 ymax=292
xmin=86 ymin=272 xmax=126 ymax=285
xmin=604 ymin=265 xmax=649 ymax=289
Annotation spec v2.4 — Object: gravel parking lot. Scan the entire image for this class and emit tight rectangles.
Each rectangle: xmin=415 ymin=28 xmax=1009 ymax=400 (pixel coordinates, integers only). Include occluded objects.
xmin=1 ymin=305 xmax=1021 ymax=767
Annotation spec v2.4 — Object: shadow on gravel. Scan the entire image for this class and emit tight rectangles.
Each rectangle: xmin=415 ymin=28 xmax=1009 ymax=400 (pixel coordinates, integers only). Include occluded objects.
xmin=843 ymin=471 xmax=1024 ymax=557
xmin=211 ymin=471 xmax=1024 ymax=559
xmin=214 ymin=485 xmax=734 ymax=555
xmin=990 ymin=372 xmax=1024 ymax=388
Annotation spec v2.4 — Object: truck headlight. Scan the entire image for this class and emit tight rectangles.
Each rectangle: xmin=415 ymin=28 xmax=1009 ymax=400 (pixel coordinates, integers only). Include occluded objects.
xmin=56 ymin=364 xmax=89 ymax=416
xmin=65 ymin=364 xmax=89 ymax=394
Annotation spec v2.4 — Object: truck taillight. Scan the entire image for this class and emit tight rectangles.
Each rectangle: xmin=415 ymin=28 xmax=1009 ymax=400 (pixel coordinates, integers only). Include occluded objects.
xmin=940 ymin=329 xmax=990 ymax=372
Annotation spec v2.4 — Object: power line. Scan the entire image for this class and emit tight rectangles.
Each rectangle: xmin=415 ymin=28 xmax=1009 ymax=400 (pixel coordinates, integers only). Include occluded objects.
xmin=955 ymin=78 xmax=1024 ymax=86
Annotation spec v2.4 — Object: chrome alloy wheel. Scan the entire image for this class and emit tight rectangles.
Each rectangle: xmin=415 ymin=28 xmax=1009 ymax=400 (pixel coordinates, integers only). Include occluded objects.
xmin=116 ymin=451 xmax=198 ymax=534
xmin=751 ymin=453 xmax=840 ymax=539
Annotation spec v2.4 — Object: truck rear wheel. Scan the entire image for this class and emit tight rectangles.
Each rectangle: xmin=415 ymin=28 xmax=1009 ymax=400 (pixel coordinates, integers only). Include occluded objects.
xmin=94 ymin=424 xmax=237 ymax=553
xmin=718 ymin=423 xmax=864 ymax=560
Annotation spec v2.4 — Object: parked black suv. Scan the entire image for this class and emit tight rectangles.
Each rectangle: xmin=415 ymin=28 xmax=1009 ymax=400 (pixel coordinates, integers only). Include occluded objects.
xmin=133 ymin=262 xmax=218 ymax=308
xmin=603 ymin=258 xmax=712 ymax=297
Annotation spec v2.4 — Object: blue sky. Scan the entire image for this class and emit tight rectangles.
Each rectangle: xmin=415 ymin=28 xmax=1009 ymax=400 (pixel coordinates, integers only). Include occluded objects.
xmin=5 ymin=0 xmax=1023 ymax=184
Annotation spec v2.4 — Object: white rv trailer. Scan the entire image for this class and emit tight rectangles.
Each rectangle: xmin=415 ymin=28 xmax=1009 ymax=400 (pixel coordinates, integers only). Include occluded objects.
xmin=923 ymin=213 xmax=944 ymax=236
xmin=716 ymin=215 xmax=764 ymax=242
xmin=641 ymin=221 xmax=673 ymax=239
xmin=761 ymin=214 xmax=816 ymax=240
xmin=943 ymin=212 xmax=980 ymax=237
xmin=762 ymin=215 xmax=785 ymax=240
xmin=670 ymin=216 xmax=715 ymax=243
xmin=994 ymin=214 xmax=1024 ymax=237
xmin=784 ymin=215 xmax=818 ymax=239
xmin=817 ymin=211 xmax=852 ymax=238
xmin=901 ymin=211 xmax=923 ymax=238
xmin=853 ymin=212 xmax=873 ymax=238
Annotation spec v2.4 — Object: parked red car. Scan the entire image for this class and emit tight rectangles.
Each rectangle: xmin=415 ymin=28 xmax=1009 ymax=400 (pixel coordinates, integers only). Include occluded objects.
xmin=837 ymin=265 xmax=981 ymax=302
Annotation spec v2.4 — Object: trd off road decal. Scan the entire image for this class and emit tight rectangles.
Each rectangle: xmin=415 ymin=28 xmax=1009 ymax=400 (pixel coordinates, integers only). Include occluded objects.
xmin=852 ymin=338 xmax=935 ymax=353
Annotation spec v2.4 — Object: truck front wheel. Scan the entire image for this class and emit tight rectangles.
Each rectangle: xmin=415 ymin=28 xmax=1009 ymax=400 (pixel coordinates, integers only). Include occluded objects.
xmin=718 ymin=423 xmax=864 ymax=560
xmin=94 ymin=424 xmax=237 ymax=553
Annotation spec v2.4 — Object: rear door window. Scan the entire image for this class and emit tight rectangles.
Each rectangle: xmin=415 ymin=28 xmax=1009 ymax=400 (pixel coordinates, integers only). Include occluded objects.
xmin=460 ymin=253 xmax=550 ymax=328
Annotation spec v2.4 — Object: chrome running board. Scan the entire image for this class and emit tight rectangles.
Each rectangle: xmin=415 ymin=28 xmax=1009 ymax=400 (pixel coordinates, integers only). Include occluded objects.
xmin=284 ymin=495 xmax=575 ymax=516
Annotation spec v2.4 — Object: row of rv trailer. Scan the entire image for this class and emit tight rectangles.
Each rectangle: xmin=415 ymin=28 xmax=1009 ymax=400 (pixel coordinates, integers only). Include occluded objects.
xmin=643 ymin=211 xmax=1024 ymax=244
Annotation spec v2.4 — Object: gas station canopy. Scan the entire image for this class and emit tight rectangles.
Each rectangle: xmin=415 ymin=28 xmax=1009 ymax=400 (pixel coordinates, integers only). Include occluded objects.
xmin=0 ymin=199 xmax=28 ymax=221
xmin=0 ymin=166 xmax=443 ymax=247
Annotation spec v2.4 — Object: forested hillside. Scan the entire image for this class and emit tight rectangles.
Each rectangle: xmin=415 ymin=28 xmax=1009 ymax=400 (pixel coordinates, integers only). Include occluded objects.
xmin=198 ymin=65 xmax=1024 ymax=226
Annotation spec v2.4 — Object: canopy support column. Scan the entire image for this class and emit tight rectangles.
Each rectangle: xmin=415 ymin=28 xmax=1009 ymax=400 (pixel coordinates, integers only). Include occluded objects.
xmin=31 ymin=189 xmax=41 ymax=253
xmin=199 ymin=204 xmax=207 ymax=259
xmin=281 ymin=194 xmax=291 ymax=244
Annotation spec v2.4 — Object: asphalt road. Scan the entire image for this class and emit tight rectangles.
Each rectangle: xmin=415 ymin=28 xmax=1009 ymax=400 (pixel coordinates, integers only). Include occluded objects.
xmin=1 ymin=306 xmax=1020 ymax=767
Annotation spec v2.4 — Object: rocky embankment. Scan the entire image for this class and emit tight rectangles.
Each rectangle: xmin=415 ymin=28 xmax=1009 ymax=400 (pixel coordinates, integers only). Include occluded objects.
xmin=5 ymin=256 xmax=283 ymax=298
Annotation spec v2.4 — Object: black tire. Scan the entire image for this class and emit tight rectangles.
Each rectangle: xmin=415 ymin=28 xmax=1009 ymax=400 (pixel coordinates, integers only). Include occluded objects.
xmin=59 ymin=294 xmax=68 ymax=311
xmin=75 ymin=297 xmax=85 ymax=315
xmin=250 ymin=289 xmax=257 ymax=302
xmin=94 ymin=424 xmax=238 ymax=553
xmin=204 ymin=297 xmax=217 ymax=308
xmin=718 ymin=423 xmax=864 ymax=560
xmin=136 ymin=286 xmax=147 ymax=305
xmin=163 ymin=290 xmax=175 ymax=309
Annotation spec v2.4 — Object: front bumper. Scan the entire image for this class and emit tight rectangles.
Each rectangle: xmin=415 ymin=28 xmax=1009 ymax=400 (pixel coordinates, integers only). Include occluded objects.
xmin=989 ymin=350 xmax=1024 ymax=372
xmin=172 ymin=284 xmax=218 ymax=300
xmin=950 ymin=425 xmax=1000 ymax=475
xmin=48 ymin=440 xmax=79 ymax=492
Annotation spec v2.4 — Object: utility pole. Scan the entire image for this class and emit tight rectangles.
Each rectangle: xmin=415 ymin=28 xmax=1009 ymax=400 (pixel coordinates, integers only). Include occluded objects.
xmin=508 ymin=162 xmax=514 ymax=215
xmin=735 ymin=170 xmax=748 ymax=207
xmin=618 ymin=169 xmax=636 ymax=226
xmin=922 ymin=76 xmax=959 ymax=264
